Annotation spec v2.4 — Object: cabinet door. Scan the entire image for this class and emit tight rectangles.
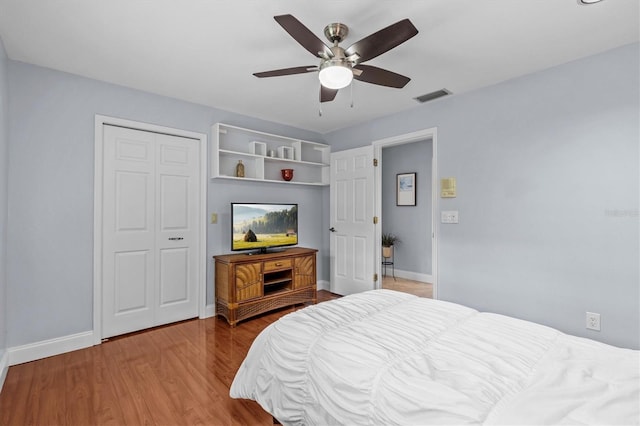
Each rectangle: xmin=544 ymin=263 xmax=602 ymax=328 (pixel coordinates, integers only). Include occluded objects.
xmin=294 ymin=255 xmax=315 ymax=289
xmin=235 ymin=263 xmax=263 ymax=302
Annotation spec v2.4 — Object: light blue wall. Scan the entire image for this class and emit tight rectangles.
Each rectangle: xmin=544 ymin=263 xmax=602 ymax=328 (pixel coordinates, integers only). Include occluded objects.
xmin=381 ymin=141 xmax=432 ymax=275
xmin=0 ymin=38 xmax=8 ymax=364
xmin=326 ymin=43 xmax=639 ymax=349
xmin=4 ymin=42 xmax=638 ymax=351
xmin=6 ymin=61 xmax=326 ymax=348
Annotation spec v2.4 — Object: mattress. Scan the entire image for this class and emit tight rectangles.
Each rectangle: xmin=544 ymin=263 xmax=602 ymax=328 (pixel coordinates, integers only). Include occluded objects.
xmin=230 ymin=289 xmax=640 ymax=425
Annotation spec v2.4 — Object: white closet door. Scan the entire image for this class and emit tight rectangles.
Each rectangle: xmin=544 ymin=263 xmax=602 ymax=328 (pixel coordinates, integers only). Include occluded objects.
xmin=102 ymin=126 xmax=200 ymax=338
xmin=154 ymin=133 xmax=199 ymax=325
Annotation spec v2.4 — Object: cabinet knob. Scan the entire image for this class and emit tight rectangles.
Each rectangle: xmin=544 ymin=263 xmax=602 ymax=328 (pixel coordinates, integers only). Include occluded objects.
xmin=329 ymin=227 xmax=336 ymax=232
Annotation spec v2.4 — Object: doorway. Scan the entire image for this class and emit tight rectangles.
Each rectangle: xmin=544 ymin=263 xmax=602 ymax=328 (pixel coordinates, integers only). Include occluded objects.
xmin=373 ymin=128 xmax=438 ymax=299
xmin=93 ymin=116 xmax=208 ymax=343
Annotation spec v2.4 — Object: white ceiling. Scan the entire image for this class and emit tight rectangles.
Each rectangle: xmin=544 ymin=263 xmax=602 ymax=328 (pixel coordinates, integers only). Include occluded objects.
xmin=0 ymin=1 xmax=637 ymax=134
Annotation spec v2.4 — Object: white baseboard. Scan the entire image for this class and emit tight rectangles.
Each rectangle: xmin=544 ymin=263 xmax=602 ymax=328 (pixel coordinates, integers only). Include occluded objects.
xmin=391 ymin=269 xmax=433 ymax=284
xmin=8 ymin=331 xmax=94 ymax=366
xmin=0 ymin=350 xmax=8 ymax=392
xmin=317 ymin=280 xmax=330 ymax=291
xmin=203 ymin=304 xmax=216 ymax=318
xmin=316 ymin=274 xmax=430 ymax=294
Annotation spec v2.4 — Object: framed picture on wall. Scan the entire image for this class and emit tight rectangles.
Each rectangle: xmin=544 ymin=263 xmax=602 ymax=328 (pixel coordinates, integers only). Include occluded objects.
xmin=396 ymin=172 xmax=416 ymax=206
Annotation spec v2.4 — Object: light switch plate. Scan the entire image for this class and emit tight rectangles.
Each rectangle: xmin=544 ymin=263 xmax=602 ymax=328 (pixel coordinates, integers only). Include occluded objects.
xmin=211 ymin=213 xmax=218 ymax=224
xmin=441 ymin=210 xmax=459 ymax=224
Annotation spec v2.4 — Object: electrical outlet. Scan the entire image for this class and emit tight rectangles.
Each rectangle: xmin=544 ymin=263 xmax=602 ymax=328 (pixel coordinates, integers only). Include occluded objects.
xmin=586 ymin=312 xmax=601 ymax=331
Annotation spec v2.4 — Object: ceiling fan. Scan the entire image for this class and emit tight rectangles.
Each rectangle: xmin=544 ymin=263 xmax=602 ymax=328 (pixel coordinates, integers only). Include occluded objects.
xmin=253 ymin=14 xmax=419 ymax=103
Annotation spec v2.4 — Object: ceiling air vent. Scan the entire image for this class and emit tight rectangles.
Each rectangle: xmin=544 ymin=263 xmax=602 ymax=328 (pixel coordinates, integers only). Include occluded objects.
xmin=414 ymin=89 xmax=451 ymax=103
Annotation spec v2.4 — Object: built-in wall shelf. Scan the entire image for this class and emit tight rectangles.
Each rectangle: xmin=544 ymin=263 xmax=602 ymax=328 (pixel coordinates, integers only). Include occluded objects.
xmin=211 ymin=123 xmax=330 ymax=186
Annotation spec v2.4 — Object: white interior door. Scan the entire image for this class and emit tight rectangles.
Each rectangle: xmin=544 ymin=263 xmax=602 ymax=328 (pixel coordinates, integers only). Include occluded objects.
xmin=102 ymin=125 xmax=200 ymax=338
xmin=330 ymin=146 xmax=375 ymax=295
xmin=154 ymin=133 xmax=200 ymax=325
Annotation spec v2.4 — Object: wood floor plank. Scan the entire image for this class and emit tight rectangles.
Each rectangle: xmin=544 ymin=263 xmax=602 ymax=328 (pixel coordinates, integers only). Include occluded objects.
xmin=35 ymin=355 xmax=68 ymax=425
xmin=0 ymin=361 xmax=35 ymax=425
xmin=64 ymin=349 xmax=96 ymax=426
xmin=92 ymin=341 xmax=131 ymax=425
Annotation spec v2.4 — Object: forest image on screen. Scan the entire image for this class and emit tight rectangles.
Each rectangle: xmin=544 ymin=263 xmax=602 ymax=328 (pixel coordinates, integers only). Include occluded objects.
xmin=232 ymin=204 xmax=298 ymax=251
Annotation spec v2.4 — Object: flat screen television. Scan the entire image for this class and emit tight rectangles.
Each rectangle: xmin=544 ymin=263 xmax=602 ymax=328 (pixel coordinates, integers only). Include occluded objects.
xmin=231 ymin=203 xmax=298 ymax=254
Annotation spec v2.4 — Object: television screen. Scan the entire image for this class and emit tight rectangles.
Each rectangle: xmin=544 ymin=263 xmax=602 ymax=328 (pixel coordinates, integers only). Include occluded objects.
xmin=231 ymin=203 xmax=298 ymax=253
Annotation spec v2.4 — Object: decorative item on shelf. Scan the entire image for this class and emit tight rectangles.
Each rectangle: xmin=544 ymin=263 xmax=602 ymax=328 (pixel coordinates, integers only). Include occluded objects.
xmin=278 ymin=146 xmax=295 ymax=160
xmin=267 ymin=149 xmax=275 ymax=158
xmin=281 ymin=168 xmax=294 ymax=181
xmin=381 ymin=233 xmax=400 ymax=258
xmin=250 ymin=141 xmax=267 ymax=156
xmin=235 ymin=160 xmax=245 ymax=178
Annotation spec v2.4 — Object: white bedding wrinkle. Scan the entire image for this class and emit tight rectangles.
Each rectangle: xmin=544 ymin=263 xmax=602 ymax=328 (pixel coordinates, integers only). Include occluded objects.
xmin=230 ymin=289 xmax=640 ymax=425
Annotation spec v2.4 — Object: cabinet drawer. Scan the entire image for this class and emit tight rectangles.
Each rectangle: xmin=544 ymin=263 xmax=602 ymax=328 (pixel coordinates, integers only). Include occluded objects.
xmin=264 ymin=259 xmax=292 ymax=272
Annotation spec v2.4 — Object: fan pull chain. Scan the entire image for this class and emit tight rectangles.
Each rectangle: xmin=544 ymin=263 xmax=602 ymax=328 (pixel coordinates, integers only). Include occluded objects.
xmin=350 ymin=82 xmax=354 ymax=108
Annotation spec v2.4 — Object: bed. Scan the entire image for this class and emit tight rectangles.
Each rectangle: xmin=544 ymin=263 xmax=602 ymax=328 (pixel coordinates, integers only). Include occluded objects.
xmin=230 ymin=289 xmax=639 ymax=425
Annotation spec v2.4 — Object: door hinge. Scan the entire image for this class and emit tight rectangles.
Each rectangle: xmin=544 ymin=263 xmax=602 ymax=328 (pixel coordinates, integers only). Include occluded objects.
xmin=373 ymin=273 xmax=378 ymax=282
xmin=373 ymin=158 xmax=378 ymax=167
xmin=373 ymin=216 xmax=378 ymax=224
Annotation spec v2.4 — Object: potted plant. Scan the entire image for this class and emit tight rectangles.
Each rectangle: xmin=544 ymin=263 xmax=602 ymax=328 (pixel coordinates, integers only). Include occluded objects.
xmin=381 ymin=233 xmax=400 ymax=258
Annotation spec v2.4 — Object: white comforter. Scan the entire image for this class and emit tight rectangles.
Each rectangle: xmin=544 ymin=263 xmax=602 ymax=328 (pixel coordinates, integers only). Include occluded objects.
xmin=230 ymin=290 xmax=640 ymax=425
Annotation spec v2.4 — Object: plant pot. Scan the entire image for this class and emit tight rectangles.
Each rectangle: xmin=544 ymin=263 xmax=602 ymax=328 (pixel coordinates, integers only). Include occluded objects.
xmin=382 ymin=245 xmax=393 ymax=259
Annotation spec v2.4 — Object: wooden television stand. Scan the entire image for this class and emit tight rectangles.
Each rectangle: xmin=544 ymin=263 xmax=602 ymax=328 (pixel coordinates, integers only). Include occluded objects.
xmin=213 ymin=247 xmax=317 ymax=326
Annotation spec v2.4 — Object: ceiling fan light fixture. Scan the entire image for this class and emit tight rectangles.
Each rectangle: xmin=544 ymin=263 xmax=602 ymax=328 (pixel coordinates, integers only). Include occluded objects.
xmin=256 ymin=15 xmax=417 ymax=101
xmin=319 ymin=61 xmax=353 ymax=90
xmin=578 ymin=0 xmax=603 ymax=4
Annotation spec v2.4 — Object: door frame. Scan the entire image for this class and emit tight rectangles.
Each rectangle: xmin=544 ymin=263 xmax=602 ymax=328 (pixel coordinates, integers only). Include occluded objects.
xmin=93 ymin=115 xmax=208 ymax=345
xmin=372 ymin=127 xmax=438 ymax=299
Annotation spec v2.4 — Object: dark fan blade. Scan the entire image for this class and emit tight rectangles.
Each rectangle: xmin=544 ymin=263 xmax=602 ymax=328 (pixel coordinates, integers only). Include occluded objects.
xmin=345 ymin=19 xmax=418 ymax=64
xmin=253 ymin=66 xmax=317 ymax=78
xmin=353 ymin=64 xmax=410 ymax=88
xmin=274 ymin=14 xmax=332 ymax=58
xmin=320 ymin=85 xmax=338 ymax=103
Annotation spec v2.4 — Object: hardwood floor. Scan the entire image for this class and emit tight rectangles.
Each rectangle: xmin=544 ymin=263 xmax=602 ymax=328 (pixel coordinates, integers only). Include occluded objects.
xmin=0 ymin=292 xmax=339 ymax=426
xmin=0 ymin=282 xmax=432 ymax=426
xmin=382 ymin=276 xmax=433 ymax=298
